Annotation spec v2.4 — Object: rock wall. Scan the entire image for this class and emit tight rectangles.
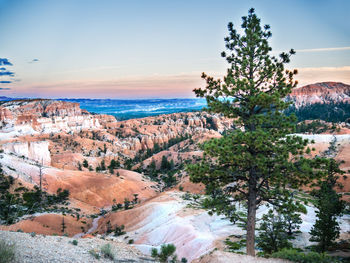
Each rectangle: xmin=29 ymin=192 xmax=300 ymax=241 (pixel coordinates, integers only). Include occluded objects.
xmin=2 ymin=141 xmax=51 ymax=165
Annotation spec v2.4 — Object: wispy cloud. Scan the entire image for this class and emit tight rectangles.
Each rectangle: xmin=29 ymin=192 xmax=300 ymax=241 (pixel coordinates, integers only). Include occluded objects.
xmin=53 ymin=65 xmax=124 ymax=75
xmin=296 ymin=46 xmax=350 ymax=53
xmin=28 ymin=58 xmax=39 ymax=63
xmin=14 ymin=73 xmax=204 ymax=98
xmin=7 ymin=67 xmax=350 ymax=98
xmin=296 ymin=66 xmax=350 ymax=86
xmin=297 ymin=66 xmax=350 ymax=71
xmin=271 ymin=46 xmax=350 ymax=55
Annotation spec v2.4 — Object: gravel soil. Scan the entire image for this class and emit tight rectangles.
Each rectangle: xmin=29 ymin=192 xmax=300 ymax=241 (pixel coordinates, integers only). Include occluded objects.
xmin=192 ymin=250 xmax=290 ymax=263
xmin=0 ymin=230 xmax=156 ymax=263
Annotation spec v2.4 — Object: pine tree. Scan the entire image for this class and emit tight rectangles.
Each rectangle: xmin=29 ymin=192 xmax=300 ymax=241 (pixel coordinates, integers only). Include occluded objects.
xmin=310 ymin=159 xmax=345 ymax=252
xmin=257 ymin=209 xmax=292 ymax=254
xmin=100 ymin=160 xmax=106 ymax=170
xmin=170 ymin=160 xmax=175 ymax=170
xmin=161 ymin=156 xmax=169 ymax=171
xmin=133 ymin=193 xmax=139 ymax=204
xmin=106 ymin=220 xmax=112 ymax=234
xmin=78 ymin=162 xmax=82 ymax=171
xmin=61 ymin=216 xmax=66 ymax=233
xmin=124 ymin=198 xmax=131 ymax=210
xmin=83 ymin=159 xmax=89 ymax=168
xmin=103 ymin=144 xmax=107 ymax=154
xmin=257 ymin=196 xmax=306 ymax=254
xmin=149 ymin=160 xmax=157 ymax=178
xmin=277 ymin=195 xmax=306 ymax=236
xmin=187 ymin=8 xmax=323 ymax=256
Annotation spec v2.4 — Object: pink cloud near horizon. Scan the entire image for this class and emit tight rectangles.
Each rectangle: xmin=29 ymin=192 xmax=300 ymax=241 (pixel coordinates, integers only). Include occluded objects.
xmin=2 ymin=67 xmax=350 ymax=99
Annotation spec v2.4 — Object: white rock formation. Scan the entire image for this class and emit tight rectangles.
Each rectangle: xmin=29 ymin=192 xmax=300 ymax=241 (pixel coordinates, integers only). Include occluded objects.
xmin=119 ymin=191 xmax=350 ymax=262
xmin=296 ymin=134 xmax=350 ymax=143
xmin=2 ymin=141 xmax=51 ymax=165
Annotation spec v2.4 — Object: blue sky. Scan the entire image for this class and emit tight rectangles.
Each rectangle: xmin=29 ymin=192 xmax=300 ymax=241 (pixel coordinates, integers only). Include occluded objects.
xmin=0 ymin=0 xmax=349 ymax=98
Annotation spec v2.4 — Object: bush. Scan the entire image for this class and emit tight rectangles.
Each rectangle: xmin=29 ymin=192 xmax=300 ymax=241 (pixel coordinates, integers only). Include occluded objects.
xmin=72 ymin=240 xmax=78 ymax=246
xmin=114 ymin=224 xmax=126 ymax=236
xmin=181 ymin=192 xmax=192 ymax=200
xmin=0 ymin=240 xmax=15 ymax=263
xmin=89 ymin=249 xmax=100 ymax=259
xmin=257 ymin=210 xmax=292 ymax=254
xmin=100 ymin=243 xmax=114 ymax=260
xmin=128 ymin=239 xmax=134 ymax=244
xmin=83 ymin=159 xmax=89 ymax=168
xmin=151 ymin=244 xmax=177 ymax=263
xmin=271 ymin=248 xmax=341 ymax=263
xmin=224 ymin=239 xmax=245 ymax=251
xmin=30 ymin=232 xmax=36 ymax=237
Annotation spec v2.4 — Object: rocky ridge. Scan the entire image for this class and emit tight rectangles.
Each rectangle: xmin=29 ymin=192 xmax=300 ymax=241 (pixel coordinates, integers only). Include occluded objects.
xmin=287 ymin=82 xmax=350 ymax=108
xmin=0 ymin=99 xmax=113 ymax=140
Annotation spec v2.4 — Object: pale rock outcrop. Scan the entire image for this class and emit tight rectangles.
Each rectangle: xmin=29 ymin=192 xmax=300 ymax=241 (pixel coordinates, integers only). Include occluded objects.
xmin=2 ymin=141 xmax=51 ymax=165
xmin=98 ymin=191 xmax=350 ymax=262
xmin=296 ymin=134 xmax=350 ymax=143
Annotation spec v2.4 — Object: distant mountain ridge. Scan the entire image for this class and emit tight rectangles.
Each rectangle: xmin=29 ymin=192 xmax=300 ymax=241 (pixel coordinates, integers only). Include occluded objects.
xmin=1 ymin=82 xmax=349 ymax=117
xmin=287 ymin=82 xmax=350 ymax=108
xmin=0 ymin=97 xmax=207 ymax=120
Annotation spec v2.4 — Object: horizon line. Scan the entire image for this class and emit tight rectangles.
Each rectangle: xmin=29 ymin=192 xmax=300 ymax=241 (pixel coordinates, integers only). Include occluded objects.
xmin=0 ymin=96 xmax=204 ymax=100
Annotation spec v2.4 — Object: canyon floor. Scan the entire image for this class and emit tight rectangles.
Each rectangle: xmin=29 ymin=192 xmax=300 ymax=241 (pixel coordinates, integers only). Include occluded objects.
xmin=0 ymin=98 xmax=350 ymax=262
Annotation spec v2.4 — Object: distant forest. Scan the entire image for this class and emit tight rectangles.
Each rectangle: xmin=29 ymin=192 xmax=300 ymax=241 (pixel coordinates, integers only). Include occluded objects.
xmin=286 ymin=102 xmax=350 ymax=123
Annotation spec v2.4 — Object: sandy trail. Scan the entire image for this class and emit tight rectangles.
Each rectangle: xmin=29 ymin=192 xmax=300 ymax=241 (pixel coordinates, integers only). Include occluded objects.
xmin=73 ymin=215 xmax=102 ymax=238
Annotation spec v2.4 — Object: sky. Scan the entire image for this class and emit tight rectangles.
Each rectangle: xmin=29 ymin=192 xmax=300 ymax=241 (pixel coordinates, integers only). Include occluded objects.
xmin=0 ymin=0 xmax=349 ymax=99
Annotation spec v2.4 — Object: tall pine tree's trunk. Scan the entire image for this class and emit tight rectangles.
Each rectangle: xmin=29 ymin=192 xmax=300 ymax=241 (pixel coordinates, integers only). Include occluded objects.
xmin=246 ymin=173 xmax=257 ymax=256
